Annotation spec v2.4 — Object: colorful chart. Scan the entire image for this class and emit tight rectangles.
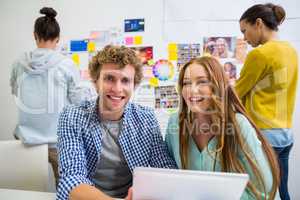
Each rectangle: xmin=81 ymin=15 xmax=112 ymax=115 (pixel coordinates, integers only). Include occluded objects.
xmin=152 ymin=59 xmax=175 ymax=81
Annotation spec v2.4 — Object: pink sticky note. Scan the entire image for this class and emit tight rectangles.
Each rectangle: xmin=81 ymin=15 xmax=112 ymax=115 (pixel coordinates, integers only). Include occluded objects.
xmin=125 ymin=37 xmax=133 ymax=45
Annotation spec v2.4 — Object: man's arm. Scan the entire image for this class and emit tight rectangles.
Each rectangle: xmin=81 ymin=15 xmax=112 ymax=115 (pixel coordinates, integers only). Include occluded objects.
xmin=57 ymin=106 xmax=113 ymax=200
xmin=69 ymin=184 xmax=113 ymax=200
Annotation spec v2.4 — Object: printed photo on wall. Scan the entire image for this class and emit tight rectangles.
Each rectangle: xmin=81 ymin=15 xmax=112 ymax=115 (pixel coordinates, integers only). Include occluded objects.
xmin=177 ymin=43 xmax=201 ymax=71
xmin=203 ymin=37 xmax=236 ymax=59
xmin=124 ymin=18 xmax=145 ymax=32
xmin=155 ymin=85 xmax=179 ymax=109
xmin=219 ymin=59 xmax=243 ymax=85
xmin=235 ymin=38 xmax=248 ymax=63
xmin=130 ymin=46 xmax=153 ymax=65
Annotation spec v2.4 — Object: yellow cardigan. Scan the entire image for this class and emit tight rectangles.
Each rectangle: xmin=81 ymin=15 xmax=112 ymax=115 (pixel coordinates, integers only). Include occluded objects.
xmin=235 ymin=40 xmax=298 ymax=129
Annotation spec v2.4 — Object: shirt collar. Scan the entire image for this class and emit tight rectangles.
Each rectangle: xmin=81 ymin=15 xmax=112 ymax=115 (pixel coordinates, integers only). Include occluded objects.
xmin=90 ymin=96 xmax=130 ymax=126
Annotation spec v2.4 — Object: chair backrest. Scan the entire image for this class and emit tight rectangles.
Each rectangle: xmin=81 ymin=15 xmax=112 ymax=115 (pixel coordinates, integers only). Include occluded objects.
xmin=0 ymin=140 xmax=48 ymax=192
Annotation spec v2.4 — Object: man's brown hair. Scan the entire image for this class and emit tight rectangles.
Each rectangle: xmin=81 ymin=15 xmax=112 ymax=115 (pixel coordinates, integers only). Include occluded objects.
xmin=89 ymin=45 xmax=143 ymax=85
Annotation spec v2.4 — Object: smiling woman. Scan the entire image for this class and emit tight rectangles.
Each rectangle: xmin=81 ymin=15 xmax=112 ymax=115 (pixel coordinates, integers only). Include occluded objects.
xmin=165 ymin=56 xmax=280 ymax=200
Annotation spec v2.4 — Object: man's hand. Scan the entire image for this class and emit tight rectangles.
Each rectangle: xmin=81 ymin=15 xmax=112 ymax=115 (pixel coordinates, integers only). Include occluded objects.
xmin=125 ymin=187 xmax=133 ymax=200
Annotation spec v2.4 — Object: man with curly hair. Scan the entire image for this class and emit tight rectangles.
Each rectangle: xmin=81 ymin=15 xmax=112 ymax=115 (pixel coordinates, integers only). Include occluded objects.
xmin=57 ymin=45 xmax=177 ymax=200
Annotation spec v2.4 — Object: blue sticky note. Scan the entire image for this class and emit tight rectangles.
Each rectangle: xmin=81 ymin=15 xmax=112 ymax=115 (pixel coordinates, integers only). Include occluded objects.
xmin=70 ymin=40 xmax=88 ymax=52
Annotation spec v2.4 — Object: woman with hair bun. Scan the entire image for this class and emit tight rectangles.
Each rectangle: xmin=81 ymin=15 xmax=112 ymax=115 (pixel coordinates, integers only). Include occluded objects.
xmin=235 ymin=3 xmax=298 ymax=200
xmin=10 ymin=7 xmax=88 ymax=187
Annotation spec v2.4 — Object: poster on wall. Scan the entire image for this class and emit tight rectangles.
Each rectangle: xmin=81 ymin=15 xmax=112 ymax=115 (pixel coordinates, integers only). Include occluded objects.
xmin=203 ymin=37 xmax=236 ymax=58
xmin=89 ymin=30 xmax=110 ymax=48
xmin=70 ymin=40 xmax=88 ymax=52
xmin=235 ymin=38 xmax=248 ymax=63
xmin=152 ymin=59 xmax=175 ymax=81
xmin=177 ymin=43 xmax=201 ymax=71
xmin=218 ymin=59 xmax=243 ymax=85
xmin=203 ymin=37 xmax=248 ymax=85
xmin=130 ymin=46 xmax=153 ymax=65
xmin=124 ymin=18 xmax=145 ymax=32
xmin=154 ymin=85 xmax=179 ymax=109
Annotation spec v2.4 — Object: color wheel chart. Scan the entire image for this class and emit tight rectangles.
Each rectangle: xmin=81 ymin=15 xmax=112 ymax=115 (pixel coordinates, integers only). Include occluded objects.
xmin=152 ymin=59 xmax=175 ymax=81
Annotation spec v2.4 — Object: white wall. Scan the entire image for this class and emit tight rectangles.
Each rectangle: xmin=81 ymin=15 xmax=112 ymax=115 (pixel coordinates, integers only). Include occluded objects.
xmin=0 ymin=0 xmax=299 ymax=198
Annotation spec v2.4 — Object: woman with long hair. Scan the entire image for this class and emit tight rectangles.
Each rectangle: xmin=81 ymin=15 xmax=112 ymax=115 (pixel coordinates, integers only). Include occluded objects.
xmin=165 ymin=56 xmax=280 ymax=199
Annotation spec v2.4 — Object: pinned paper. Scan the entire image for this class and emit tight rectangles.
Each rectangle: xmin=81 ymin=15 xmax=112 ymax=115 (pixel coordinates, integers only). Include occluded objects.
xmin=90 ymin=31 xmax=101 ymax=39
xmin=70 ymin=40 xmax=88 ymax=52
xmin=131 ymin=46 xmax=153 ymax=65
xmin=72 ymin=53 xmax=80 ymax=67
xmin=168 ymin=43 xmax=178 ymax=52
xmin=168 ymin=52 xmax=178 ymax=61
xmin=133 ymin=36 xmax=143 ymax=45
xmin=168 ymin=43 xmax=178 ymax=61
xmin=147 ymin=59 xmax=155 ymax=66
xmin=149 ymin=77 xmax=159 ymax=87
xmin=124 ymin=19 xmax=145 ymax=32
xmin=143 ymin=66 xmax=154 ymax=79
xmin=87 ymin=41 xmax=96 ymax=52
xmin=90 ymin=30 xmax=110 ymax=46
xmin=125 ymin=37 xmax=133 ymax=45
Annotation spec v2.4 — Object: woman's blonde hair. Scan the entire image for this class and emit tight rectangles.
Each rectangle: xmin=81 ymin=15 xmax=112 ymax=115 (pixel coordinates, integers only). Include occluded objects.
xmin=178 ymin=56 xmax=279 ymax=199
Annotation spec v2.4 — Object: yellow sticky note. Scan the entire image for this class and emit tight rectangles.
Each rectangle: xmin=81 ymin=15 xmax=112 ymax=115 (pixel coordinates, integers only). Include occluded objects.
xmin=134 ymin=36 xmax=143 ymax=45
xmin=168 ymin=43 xmax=177 ymax=52
xmin=72 ymin=53 xmax=80 ymax=67
xmin=149 ymin=77 xmax=159 ymax=87
xmin=168 ymin=52 xmax=178 ymax=61
xmin=87 ymin=41 xmax=96 ymax=52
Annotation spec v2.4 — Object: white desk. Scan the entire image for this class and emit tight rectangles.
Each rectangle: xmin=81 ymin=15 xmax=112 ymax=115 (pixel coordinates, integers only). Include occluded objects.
xmin=0 ymin=188 xmax=123 ymax=200
xmin=0 ymin=188 xmax=55 ymax=199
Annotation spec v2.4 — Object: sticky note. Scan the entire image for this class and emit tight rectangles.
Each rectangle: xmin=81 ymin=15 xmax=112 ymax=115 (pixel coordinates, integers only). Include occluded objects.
xmin=133 ymin=36 xmax=143 ymax=45
xmin=87 ymin=41 xmax=96 ymax=52
xmin=168 ymin=43 xmax=177 ymax=52
xmin=168 ymin=52 xmax=178 ymax=61
xmin=71 ymin=53 xmax=80 ymax=67
xmin=149 ymin=77 xmax=159 ymax=87
xmin=125 ymin=37 xmax=134 ymax=45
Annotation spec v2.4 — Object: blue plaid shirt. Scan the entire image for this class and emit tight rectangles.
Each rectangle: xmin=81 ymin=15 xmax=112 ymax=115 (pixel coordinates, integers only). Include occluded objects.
xmin=57 ymin=99 xmax=177 ymax=200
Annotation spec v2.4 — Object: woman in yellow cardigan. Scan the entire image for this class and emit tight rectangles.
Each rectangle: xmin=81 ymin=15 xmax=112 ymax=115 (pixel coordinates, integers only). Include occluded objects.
xmin=235 ymin=3 xmax=298 ymax=200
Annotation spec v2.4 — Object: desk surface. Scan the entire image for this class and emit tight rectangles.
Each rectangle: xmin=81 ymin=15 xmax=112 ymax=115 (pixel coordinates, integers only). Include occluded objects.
xmin=0 ymin=188 xmax=123 ymax=200
xmin=0 ymin=188 xmax=55 ymax=199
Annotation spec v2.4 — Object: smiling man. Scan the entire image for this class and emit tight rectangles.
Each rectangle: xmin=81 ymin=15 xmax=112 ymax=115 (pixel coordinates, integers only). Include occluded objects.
xmin=56 ymin=45 xmax=177 ymax=200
